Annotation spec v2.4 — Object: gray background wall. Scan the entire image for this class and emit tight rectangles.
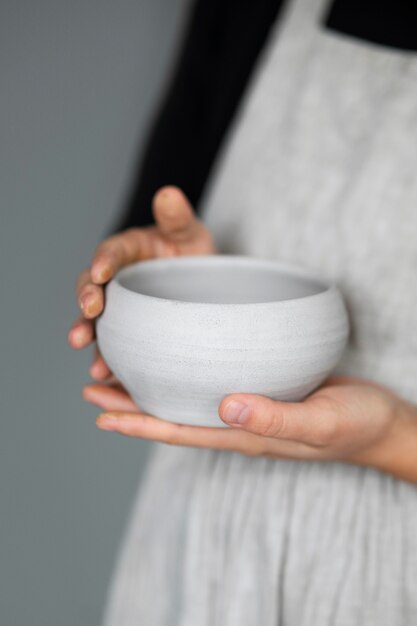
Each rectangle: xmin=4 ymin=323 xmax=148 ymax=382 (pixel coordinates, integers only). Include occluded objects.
xmin=0 ymin=1 xmax=187 ymax=624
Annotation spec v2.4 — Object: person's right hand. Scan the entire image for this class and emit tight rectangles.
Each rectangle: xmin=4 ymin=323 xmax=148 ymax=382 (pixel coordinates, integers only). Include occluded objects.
xmin=67 ymin=186 xmax=216 ymax=380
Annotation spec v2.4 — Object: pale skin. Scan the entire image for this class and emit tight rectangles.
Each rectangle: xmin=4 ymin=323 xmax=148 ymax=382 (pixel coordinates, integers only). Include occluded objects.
xmin=68 ymin=186 xmax=417 ymax=485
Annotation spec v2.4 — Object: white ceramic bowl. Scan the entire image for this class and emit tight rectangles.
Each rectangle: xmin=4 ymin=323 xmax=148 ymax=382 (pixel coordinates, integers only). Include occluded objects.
xmin=96 ymin=255 xmax=349 ymax=427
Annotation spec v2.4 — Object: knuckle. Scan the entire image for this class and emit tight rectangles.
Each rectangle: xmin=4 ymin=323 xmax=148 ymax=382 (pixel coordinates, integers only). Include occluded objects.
xmin=122 ymin=228 xmax=145 ymax=257
xmin=79 ymin=283 xmax=95 ymax=299
xmin=255 ymin=439 xmax=272 ymax=457
xmin=163 ymin=426 xmax=184 ymax=446
xmin=95 ymin=235 xmax=124 ymax=259
xmin=94 ymin=237 xmax=111 ymax=254
xmin=94 ymin=238 xmax=114 ymax=261
xmin=165 ymin=434 xmax=181 ymax=446
xmin=93 ymin=247 xmax=113 ymax=264
xmin=162 ymin=212 xmax=193 ymax=235
xmin=256 ymin=407 xmax=286 ymax=438
xmin=238 ymin=434 xmax=264 ymax=457
xmin=262 ymin=446 xmax=279 ymax=459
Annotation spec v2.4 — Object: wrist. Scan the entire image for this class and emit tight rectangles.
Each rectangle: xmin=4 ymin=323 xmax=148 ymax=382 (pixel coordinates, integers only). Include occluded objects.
xmin=352 ymin=398 xmax=417 ymax=484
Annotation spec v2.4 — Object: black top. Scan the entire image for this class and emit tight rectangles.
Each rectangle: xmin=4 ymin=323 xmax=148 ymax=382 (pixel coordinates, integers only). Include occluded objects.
xmin=114 ymin=0 xmax=417 ymax=231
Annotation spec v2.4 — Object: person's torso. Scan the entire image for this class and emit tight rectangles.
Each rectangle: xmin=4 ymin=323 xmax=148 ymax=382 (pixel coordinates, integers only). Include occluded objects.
xmin=201 ymin=0 xmax=417 ymax=402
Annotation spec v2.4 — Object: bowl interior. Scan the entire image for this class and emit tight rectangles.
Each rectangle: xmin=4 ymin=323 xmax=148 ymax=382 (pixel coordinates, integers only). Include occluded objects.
xmin=117 ymin=257 xmax=327 ymax=305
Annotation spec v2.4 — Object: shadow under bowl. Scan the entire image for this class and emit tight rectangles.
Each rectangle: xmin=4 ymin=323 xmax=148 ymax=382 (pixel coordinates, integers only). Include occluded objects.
xmin=96 ymin=255 xmax=349 ymax=427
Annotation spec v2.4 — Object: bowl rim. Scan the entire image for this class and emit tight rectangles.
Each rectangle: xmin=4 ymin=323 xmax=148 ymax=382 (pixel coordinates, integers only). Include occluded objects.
xmin=109 ymin=254 xmax=341 ymax=308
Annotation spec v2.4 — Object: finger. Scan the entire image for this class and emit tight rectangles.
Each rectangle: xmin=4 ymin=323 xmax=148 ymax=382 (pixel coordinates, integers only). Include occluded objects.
xmin=78 ymin=284 xmax=104 ymax=321
xmin=68 ymin=317 xmax=95 ymax=349
xmin=152 ymin=186 xmax=201 ymax=242
xmin=91 ymin=228 xmax=153 ymax=284
xmin=83 ymin=384 xmax=138 ymax=412
xmin=95 ymin=411 xmax=272 ymax=455
xmin=90 ymin=348 xmax=112 ymax=380
xmin=218 ymin=393 xmax=339 ymax=448
xmin=96 ymin=410 xmax=332 ymax=460
xmin=75 ymin=268 xmax=104 ymax=319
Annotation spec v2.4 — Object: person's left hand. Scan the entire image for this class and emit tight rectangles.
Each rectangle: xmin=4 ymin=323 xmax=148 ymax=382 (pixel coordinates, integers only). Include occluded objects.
xmin=83 ymin=377 xmax=405 ymax=467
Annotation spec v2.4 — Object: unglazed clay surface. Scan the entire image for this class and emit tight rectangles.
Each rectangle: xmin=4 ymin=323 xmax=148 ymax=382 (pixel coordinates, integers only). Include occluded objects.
xmin=96 ymin=255 xmax=349 ymax=427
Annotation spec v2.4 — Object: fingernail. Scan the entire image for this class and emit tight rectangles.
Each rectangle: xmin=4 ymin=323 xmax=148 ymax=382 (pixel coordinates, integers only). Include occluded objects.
xmin=80 ymin=294 xmax=93 ymax=314
xmin=223 ymin=401 xmax=250 ymax=424
xmin=87 ymin=298 xmax=100 ymax=318
xmin=94 ymin=264 xmax=111 ymax=283
xmin=96 ymin=413 xmax=119 ymax=431
xmin=99 ymin=268 xmax=111 ymax=282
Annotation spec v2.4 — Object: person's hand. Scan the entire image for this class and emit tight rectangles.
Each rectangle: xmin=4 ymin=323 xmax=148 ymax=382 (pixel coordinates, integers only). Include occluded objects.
xmin=84 ymin=375 xmax=417 ymax=478
xmin=68 ymin=186 xmax=215 ymax=379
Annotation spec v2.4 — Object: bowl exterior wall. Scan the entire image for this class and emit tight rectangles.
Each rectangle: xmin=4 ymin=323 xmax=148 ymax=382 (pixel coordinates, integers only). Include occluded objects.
xmin=96 ymin=280 xmax=349 ymax=427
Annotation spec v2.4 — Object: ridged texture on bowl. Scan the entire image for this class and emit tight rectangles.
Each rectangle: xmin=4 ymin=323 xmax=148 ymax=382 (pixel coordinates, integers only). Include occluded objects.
xmin=96 ymin=258 xmax=349 ymax=427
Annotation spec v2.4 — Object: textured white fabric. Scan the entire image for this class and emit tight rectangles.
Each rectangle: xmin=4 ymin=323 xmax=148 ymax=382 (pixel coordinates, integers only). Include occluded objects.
xmin=103 ymin=0 xmax=417 ymax=623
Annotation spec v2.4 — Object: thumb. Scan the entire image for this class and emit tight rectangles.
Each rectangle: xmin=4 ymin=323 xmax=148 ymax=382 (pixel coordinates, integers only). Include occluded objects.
xmin=218 ymin=393 xmax=324 ymax=444
xmin=152 ymin=186 xmax=200 ymax=242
